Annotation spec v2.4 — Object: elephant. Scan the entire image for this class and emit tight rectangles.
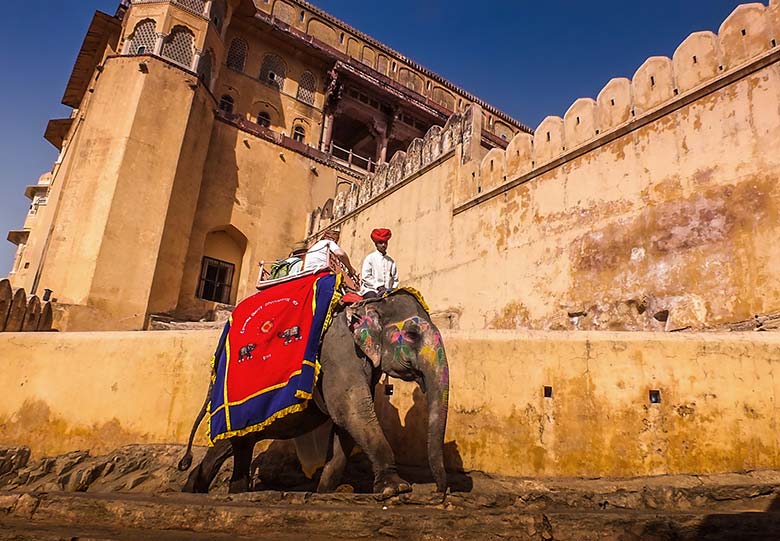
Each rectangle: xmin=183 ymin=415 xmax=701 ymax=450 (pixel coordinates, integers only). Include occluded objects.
xmin=178 ymin=289 xmax=450 ymax=497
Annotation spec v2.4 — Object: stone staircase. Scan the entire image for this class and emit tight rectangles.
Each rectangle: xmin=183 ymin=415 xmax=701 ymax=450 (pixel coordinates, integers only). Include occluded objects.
xmin=1 ymin=445 xmax=779 ymax=540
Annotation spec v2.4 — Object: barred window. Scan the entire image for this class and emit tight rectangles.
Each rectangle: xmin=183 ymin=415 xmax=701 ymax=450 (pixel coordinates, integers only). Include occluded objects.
xmin=197 ymin=50 xmax=213 ymax=85
xmin=257 ymin=112 xmax=271 ymax=127
xmin=293 ymin=125 xmax=305 ymax=143
xmin=161 ymin=26 xmax=195 ymax=68
xmin=219 ymin=95 xmax=234 ymax=113
xmin=226 ymin=38 xmax=248 ymax=72
xmin=197 ymin=256 xmax=234 ymax=304
xmin=128 ymin=19 xmax=156 ymax=55
xmin=296 ymin=71 xmax=316 ymax=105
xmin=172 ymin=0 xmax=206 ymax=13
xmin=259 ymin=54 xmax=286 ymax=90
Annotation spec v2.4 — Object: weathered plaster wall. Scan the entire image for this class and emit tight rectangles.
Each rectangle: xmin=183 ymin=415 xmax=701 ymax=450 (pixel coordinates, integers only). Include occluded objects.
xmin=320 ymin=3 xmax=780 ymax=332
xmin=0 ymin=329 xmax=778 ymax=478
xmin=33 ymin=57 xmax=217 ymax=332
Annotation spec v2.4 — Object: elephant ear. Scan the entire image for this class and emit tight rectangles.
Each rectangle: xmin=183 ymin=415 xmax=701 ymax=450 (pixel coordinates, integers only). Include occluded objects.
xmin=346 ymin=304 xmax=382 ymax=368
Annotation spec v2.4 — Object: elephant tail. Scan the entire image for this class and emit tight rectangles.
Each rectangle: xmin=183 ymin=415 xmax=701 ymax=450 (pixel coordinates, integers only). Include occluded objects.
xmin=177 ymin=379 xmax=213 ymax=471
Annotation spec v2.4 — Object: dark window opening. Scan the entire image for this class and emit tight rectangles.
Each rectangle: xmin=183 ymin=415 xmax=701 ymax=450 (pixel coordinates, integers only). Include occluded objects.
xmin=136 ymin=45 xmax=146 ymax=54
xmin=219 ymin=95 xmax=234 ymax=113
xmin=293 ymin=125 xmax=305 ymax=142
xmin=649 ymin=390 xmax=662 ymax=404
xmin=693 ymin=55 xmax=698 ymax=64
xmin=544 ymin=386 xmax=553 ymax=398
xmin=257 ymin=112 xmax=271 ymax=127
xmin=197 ymin=256 xmax=234 ymax=304
xmin=650 ymin=75 xmax=655 ymax=87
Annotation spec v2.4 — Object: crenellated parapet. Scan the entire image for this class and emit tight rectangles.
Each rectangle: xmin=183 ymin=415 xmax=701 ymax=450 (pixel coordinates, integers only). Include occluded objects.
xmin=307 ymin=109 xmax=472 ymax=234
xmin=461 ymin=2 xmax=780 ymax=207
xmin=308 ymin=2 xmax=779 ymax=237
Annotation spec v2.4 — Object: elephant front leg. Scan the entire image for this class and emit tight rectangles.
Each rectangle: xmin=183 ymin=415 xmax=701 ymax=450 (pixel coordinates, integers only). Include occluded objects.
xmin=317 ymin=427 xmax=355 ymax=493
xmin=229 ymin=435 xmax=255 ymax=494
xmin=327 ymin=387 xmax=410 ymax=498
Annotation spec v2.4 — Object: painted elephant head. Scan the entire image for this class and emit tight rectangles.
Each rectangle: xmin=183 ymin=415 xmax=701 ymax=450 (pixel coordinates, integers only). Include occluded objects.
xmin=346 ymin=290 xmax=450 ymax=491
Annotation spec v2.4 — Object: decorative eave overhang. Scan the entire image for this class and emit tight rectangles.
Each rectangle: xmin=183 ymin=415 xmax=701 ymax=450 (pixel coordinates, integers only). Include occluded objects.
xmin=44 ymin=118 xmax=74 ymax=150
xmin=24 ymin=185 xmax=49 ymax=200
xmin=7 ymin=230 xmax=30 ymax=246
xmin=250 ymin=10 xmax=524 ymax=147
xmin=62 ymin=11 xmax=122 ymax=109
xmin=287 ymin=0 xmax=530 ymax=134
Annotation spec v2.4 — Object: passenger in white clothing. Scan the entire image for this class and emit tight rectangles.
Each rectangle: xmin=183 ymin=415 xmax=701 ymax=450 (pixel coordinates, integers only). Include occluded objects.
xmin=302 ymin=229 xmax=357 ymax=277
xmin=360 ymin=228 xmax=399 ymax=298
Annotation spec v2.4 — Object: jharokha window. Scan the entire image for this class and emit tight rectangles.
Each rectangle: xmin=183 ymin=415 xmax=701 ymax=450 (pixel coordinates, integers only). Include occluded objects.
xmin=197 ymin=256 xmax=234 ymax=304
xmin=259 ymin=54 xmax=286 ymax=90
xmin=293 ymin=125 xmax=305 ymax=142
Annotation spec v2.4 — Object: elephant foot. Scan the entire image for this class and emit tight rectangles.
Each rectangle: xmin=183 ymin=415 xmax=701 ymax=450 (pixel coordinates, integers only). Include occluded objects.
xmin=373 ymin=472 xmax=411 ymax=500
xmin=228 ymin=478 xmax=251 ymax=494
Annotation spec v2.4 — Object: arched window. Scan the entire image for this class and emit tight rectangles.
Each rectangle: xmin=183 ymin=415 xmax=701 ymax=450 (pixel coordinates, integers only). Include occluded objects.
xmin=296 ymin=71 xmax=316 ymax=105
xmin=292 ymin=125 xmax=306 ymax=143
xmin=259 ymin=54 xmax=286 ymax=90
xmin=226 ymin=38 xmax=248 ymax=72
xmin=161 ymin=26 xmax=195 ymax=68
xmin=197 ymin=50 xmax=213 ymax=86
xmin=128 ymin=19 xmax=156 ymax=55
xmin=219 ymin=95 xmax=234 ymax=113
xmin=257 ymin=112 xmax=271 ymax=128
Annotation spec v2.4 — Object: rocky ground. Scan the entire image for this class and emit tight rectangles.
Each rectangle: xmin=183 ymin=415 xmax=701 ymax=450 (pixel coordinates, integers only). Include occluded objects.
xmin=1 ymin=444 xmax=779 ymax=540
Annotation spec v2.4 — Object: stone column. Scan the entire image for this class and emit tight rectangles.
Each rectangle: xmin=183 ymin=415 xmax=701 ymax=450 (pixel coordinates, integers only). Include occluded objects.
xmin=191 ymin=50 xmax=202 ymax=73
xmin=153 ymin=33 xmax=165 ymax=55
xmin=321 ymin=112 xmax=334 ymax=152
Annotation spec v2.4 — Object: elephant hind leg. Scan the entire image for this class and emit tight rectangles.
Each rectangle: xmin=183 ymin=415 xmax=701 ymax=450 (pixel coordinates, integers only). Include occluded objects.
xmin=229 ymin=434 xmax=256 ymax=494
xmin=182 ymin=439 xmax=233 ymax=493
xmin=317 ymin=427 xmax=355 ymax=493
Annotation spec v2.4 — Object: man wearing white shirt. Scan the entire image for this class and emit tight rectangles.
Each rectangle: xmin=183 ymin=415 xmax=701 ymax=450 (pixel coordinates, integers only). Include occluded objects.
xmin=360 ymin=228 xmax=399 ymax=297
xmin=302 ymin=229 xmax=356 ymax=276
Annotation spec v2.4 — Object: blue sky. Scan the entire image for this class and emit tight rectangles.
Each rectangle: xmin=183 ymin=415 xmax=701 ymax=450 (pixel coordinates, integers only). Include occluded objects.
xmin=0 ymin=0 xmax=750 ymax=274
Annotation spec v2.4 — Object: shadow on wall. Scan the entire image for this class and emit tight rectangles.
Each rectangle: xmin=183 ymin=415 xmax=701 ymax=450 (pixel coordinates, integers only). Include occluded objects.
xmin=247 ymin=384 xmax=472 ymax=493
xmin=639 ymin=495 xmax=780 ymax=540
xmin=376 ymin=383 xmax=473 ymax=493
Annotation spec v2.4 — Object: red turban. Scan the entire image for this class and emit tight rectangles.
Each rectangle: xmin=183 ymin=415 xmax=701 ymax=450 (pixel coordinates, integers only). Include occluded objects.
xmin=371 ymin=228 xmax=392 ymax=242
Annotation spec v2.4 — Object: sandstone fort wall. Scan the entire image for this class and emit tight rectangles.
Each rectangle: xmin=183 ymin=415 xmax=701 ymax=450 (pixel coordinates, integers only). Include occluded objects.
xmin=314 ymin=2 xmax=780 ymax=332
xmin=1 ymin=329 xmax=779 ymax=477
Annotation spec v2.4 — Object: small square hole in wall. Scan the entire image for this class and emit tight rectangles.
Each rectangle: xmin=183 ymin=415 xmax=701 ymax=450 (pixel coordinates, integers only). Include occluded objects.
xmin=741 ymin=28 xmax=747 ymax=36
xmin=674 ymin=88 xmax=679 ymax=96
xmin=650 ymin=76 xmax=655 ymax=87
xmin=693 ymin=55 xmax=698 ymax=64
xmin=544 ymin=386 xmax=553 ymax=398
xmin=649 ymin=390 xmax=662 ymax=404
xmin=772 ymin=39 xmax=777 ymax=48
xmin=610 ymin=98 xmax=615 ymax=106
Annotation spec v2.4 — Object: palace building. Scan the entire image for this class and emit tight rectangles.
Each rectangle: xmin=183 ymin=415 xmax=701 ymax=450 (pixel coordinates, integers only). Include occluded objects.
xmin=6 ymin=1 xmax=780 ymax=334
xmin=5 ymin=0 xmax=527 ymax=331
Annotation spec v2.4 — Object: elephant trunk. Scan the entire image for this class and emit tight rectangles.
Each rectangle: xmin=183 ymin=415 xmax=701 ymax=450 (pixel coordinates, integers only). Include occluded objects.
xmin=419 ymin=332 xmax=449 ymax=493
